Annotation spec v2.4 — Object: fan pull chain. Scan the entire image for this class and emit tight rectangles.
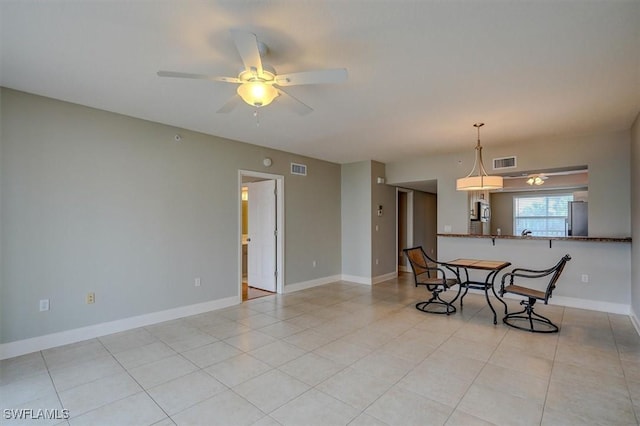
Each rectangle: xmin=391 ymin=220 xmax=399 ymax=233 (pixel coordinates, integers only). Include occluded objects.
xmin=253 ymin=109 xmax=260 ymax=127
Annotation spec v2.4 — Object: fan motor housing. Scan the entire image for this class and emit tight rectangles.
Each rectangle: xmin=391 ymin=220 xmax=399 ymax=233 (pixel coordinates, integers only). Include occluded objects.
xmin=239 ymin=65 xmax=276 ymax=83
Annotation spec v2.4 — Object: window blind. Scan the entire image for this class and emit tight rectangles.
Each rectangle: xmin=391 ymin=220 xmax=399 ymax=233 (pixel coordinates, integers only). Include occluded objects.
xmin=513 ymin=194 xmax=573 ymax=237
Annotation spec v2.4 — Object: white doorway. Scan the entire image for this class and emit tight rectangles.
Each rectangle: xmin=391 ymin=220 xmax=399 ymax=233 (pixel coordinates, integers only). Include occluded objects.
xmin=239 ymin=170 xmax=284 ymax=300
xmin=246 ymin=180 xmax=277 ymax=293
xmin=396 ymin=188 xmax=413 ymax=273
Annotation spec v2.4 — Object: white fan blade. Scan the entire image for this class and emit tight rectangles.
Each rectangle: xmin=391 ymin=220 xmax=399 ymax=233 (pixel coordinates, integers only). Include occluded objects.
xmin=275 ymin=68 xmax=347 ymax=86
xmin=216 ymin=95 xmax=242 ymax=113
xmin=230 ymin=30 xmax=263 ymax=76
xmin=157 ymin=71 xmax=240 ymax=83
xmin=276 ymin=88 xmax=313 ymax=115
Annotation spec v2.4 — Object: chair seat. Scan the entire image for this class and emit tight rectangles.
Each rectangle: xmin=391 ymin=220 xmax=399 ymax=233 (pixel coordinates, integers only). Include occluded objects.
xmin=418 ymin=277 xmax=458 ymax=288
xmin=503 ymin=284 xmax=546 ymax=300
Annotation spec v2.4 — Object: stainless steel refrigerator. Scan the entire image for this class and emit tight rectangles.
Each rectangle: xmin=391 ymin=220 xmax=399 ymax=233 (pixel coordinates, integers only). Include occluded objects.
xmin=567 ymin=201 xmax=588 ymax=236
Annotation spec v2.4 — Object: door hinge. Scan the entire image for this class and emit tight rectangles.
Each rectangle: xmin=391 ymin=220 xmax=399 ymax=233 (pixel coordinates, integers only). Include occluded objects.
xmin=274 ymin=229 xmax=278 ymax=236
xmin=274 ymin=269 xmax=278 ymax=278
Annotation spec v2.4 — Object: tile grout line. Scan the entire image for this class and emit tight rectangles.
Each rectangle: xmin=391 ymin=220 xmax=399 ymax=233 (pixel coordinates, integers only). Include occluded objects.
xmin=337 ymin=301 xmax=483 ymax=425
xmin=99 ymin=334 xmax=176 ymax=424
xmin=608 ymin=312 xmax=640 ymax=425
xmin=39 ymin=349 xmax=70 ymax=423
xmin=537 ymin=305 xmax=565 ymax=426
xmin=440 ymin=303 xmax=511 ymax=425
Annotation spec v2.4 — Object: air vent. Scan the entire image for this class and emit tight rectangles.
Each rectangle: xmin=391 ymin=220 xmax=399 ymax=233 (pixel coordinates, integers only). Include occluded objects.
xmin=493 ymin=156 xmax=517 ymax=170
xmin=290 ymin=162 xmax=307 ymax=176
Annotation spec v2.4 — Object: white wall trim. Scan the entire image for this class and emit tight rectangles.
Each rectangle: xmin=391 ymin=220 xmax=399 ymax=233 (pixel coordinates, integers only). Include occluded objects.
xmin=340 ymin=272 xmax=398 ymax=286
xmin=372 ymin=271 xmax=398 ymax=285
xmin=398 ymin=265 xmax=411 ymax=273
xmin=548 ymin=295 xmax=630 ymax=315
xmin=630 ymin=308 xmax=640 ymax=336
xmin=285 ymin=275 xmax=342 ymax=293
xmin=341 ymin=274 xmax=372 ymax=285
xmin=463 ymin=288 xmax=630 ymax=316
xmin=0 ymin=296 xmax=239 ymax=360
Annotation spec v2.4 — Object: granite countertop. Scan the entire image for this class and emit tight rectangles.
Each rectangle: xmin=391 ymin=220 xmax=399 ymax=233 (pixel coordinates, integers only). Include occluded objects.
xmin=437 ymin=233 xmax=631 ymax=243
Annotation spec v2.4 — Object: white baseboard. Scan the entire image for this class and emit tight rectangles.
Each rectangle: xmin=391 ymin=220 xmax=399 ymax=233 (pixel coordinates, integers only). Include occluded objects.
xmin=549 ymin=295 xmax=630 ymax=315
xmin=0 ymin=296 xmax=239 ymax=360
xmin=285 ymin=275 xmax=342 ymax=293
xmin=340 ymin=274 xmax=372 ymax=285
xmin=464 ymin=288 xmax=630 ymax=315
xmin=398 ymin=265 xmax=411 ymax=273
xmin=340 ymin=272 xmax=398 ymax=286
xmin=372 ymin=271 xmax=398 ymax=284
xmin=630 ymin=308 xmax=640 ymax=336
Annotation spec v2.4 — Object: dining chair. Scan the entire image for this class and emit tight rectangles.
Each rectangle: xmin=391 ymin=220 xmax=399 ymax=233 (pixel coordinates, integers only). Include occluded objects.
xmin=499 ymin=254 xmax=571 ymax=333
xmin=403 ymin=246 xmax=461 ymax=315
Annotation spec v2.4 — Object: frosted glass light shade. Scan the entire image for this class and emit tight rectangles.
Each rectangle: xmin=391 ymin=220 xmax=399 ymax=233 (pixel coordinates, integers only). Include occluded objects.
xmin=237 ymin=82 xmax=278 ymax=107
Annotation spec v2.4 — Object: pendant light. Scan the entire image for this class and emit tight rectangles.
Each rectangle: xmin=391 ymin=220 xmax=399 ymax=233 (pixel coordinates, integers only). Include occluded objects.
xmin=456 ymin=123 xmax=503 ymax=191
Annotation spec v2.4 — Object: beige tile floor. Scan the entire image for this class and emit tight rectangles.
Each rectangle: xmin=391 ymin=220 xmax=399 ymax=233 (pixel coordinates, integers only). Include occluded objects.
xmin=2 ymin=273 xmax=640 ymax=425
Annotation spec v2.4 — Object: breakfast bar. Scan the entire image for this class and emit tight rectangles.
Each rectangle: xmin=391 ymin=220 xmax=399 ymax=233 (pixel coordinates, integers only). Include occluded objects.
xmin=436 ymin=233 xmax=632 ymax=315
xmin=438 ymin=233 xmax=631 ymax=247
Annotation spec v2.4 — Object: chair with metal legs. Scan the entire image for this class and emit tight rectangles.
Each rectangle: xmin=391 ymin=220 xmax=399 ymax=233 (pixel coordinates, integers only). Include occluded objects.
xmin=404 ymin=247 xmax=461 ymax=315
xmin=499 ymin=254 xmax=571 ymax=333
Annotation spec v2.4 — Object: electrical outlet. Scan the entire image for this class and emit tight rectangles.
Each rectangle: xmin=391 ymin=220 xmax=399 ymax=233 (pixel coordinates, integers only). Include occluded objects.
xmin=581 ymin=274 xmax=589 ymax=283
xmin=86 ymin=292 xmax=95 ymax=304
xmin=312 ymin=260 xmax=317 ymax=267
xmin=194 ymin=277 xmax=201 ymax=287
xmin=39 ymin=299 xmax=49 ymax=312
xmin=375 ymin=258 xmax=379 ymax=265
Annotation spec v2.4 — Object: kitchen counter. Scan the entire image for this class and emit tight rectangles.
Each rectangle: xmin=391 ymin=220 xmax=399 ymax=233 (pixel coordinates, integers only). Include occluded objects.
xmin=438 ymin=233 xmax=631 ymax=245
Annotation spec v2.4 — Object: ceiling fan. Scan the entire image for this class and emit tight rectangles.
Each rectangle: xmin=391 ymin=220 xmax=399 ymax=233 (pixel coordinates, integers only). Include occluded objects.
xmin=157 ymin=29 xmax=348 ymax=115
xmin=526 ymin=174 xmax=549 ymax=186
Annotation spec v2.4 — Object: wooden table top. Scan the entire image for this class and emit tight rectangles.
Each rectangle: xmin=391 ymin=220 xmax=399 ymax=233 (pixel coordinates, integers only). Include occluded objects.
xmin=444 ymin=258 xmax=511 ymax=270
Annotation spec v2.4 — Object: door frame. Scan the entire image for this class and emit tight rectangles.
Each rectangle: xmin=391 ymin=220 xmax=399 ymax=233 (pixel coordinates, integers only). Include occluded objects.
xmin=396 ymin=188 xmax=414 ymax=274
xmin=238 ymin=170 xmax=285 ymax=297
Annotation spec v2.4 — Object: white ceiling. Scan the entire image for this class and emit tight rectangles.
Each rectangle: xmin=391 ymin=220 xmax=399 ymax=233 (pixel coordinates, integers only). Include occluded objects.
xmin=1 ymin=1 xmax=638 ymax=164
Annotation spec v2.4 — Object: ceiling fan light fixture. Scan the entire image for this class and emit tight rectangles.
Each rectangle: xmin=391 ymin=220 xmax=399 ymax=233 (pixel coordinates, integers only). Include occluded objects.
xmin=158 ymin=30 xmax=346 ymax=115
xmin=237 ymin=81 xmax=278 ymax=107
xmin=456 ymin=123 xmax=504 ymax=191
xmin=526 ymin=174 xmax=546 ymax=186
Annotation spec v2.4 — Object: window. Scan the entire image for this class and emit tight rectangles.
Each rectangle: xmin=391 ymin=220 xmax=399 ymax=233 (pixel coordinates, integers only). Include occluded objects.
xmin=513 ymin=194 xmax=573 ymax=237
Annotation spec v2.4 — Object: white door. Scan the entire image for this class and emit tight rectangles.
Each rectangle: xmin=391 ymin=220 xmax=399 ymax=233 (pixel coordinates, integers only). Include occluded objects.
xmin=247 ymin=180 xmax=277 ymax=292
